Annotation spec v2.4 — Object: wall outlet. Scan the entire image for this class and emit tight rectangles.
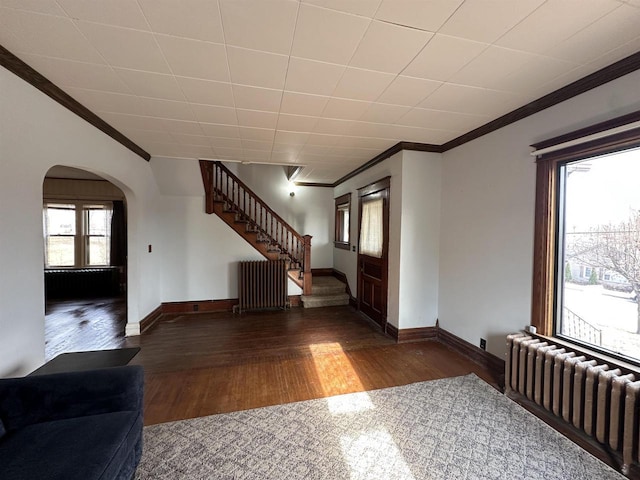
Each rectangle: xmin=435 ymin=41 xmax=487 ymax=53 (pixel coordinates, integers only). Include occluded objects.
xmin=480 ymin=338 xmax=487 ymax=350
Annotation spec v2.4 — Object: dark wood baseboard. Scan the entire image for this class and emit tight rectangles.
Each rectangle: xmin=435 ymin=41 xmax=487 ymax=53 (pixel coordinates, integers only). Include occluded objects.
xmin=140 ymin=305 xmax=162 ymax=334
xmin=311 ymin=268 xmax=333 ymax=276
xmin=161 ymin=299 xmax=238 ymax=314
xmin=160 ymin=296 xmax=303 ymax=316
xmin=386 ymin=324 xmax=438 ymax=342
xmin=436 ymin=326 xmax=505 ymax=388
xmin=330 ymin=268 xmax=357 ymax=305
xmin=385 ymin=322 xmax=399 ymax=339
xmin=399 ymin=326 xmax=438 ymax=342
xmin=289 ymin=295 xmax=301 ymax=307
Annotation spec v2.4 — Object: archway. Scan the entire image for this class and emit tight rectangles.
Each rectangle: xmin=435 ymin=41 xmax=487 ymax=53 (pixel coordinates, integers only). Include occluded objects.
xmin=43 ymin=166 xmax=128 ymax=359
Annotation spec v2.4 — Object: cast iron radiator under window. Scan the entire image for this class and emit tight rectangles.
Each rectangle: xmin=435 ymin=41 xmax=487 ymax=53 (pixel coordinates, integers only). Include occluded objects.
xmin=45 ymin=268 xmax=120 ymax=299
xmin=236 ymin=260 xmax=288 ymax=313
xmin=506 ymin=333 xmax=640 ymax=475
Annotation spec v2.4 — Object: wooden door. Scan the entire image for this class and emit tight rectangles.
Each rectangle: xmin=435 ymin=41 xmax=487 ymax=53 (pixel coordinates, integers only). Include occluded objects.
xmin=357 ymin=177 xmax=390 ymax=329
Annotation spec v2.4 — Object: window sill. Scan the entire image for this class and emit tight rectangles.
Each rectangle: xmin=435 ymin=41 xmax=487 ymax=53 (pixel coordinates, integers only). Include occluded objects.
xmin=532 ymin=332 xmax=640 ymax=376
xmin=334 ymin=242 xmax=350 ymax=250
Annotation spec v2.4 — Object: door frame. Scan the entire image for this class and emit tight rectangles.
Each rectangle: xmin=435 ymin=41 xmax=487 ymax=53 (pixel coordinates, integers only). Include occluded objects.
xmin=356 ymin=176 xmax=390 ymax=329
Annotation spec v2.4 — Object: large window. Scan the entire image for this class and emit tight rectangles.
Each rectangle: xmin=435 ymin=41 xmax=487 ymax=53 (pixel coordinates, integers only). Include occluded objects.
xmin=44 ymin=202 xmax=113 ymax=268
xmin=532 ymin=113 xmax=640 ymax=365
xmin=334 ymin=193 xmax=351 ymax=250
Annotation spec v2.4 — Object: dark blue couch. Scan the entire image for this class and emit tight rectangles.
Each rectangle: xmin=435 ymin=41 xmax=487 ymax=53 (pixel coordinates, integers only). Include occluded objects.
xmin=0 ymin=366 xmax=144 ymax=480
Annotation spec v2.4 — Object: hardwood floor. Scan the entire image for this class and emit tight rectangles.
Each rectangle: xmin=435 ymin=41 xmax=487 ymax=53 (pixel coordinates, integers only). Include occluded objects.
xmin=127 ymin=306 xmax=500 ymax=426
xmin=45 ymin=295 xmax=127 ymax=361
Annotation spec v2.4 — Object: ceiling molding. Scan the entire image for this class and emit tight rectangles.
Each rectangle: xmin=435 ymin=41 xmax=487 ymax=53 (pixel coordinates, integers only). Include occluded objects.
xmin=333 ymin=50 xmax=640 ymax=187
xmin=333 ymin=141 xmax=441 ymax=186
xmin=294 ymin=182 xmax=334 ymax=188
xmin=439 ymin=50 xmax=640 ymax=153
xmin=0 ymin=45 xmax=150 ymax=162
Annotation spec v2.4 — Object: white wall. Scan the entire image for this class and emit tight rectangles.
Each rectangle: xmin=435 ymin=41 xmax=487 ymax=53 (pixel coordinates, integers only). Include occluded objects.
xmin=439 ymin=69 xmax=640 ymax=358
xmin=398 ymin=151 xmax=441 ymax=329
xmin=0 ymin=66 xmax=162 ymax=376
xmin=151 ymin=158 xmax=303 ymax=301
xmin=332 ymin=150 xmax=442 ymax=330
xmin=234 ymin=163 xmax=334 ymax=269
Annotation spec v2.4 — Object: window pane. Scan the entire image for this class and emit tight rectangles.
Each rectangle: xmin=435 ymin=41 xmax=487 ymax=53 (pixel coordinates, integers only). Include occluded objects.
xmin=342 ymin=209 xmax=349 ymax=243
xmin=45 ymin=204 xmax=75 ymax=235
xmin=46 ymin=236 xmax=75 ymax=266
xmin=87 ymin=206 xmax=109 ymax=235
xmin=85 ymin=205 xmax=112 ymax=266
xmin=558 ymin=148 xmax=640 ymax=362
xmin=88 ymin=237 xmax=109 ymax=266
xmin=359 ymin=198 xmax=383 ymax=258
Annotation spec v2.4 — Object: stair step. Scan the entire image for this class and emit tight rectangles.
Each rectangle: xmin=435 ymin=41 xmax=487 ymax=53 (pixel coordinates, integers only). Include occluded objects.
xmin=311 ymin=276 xmax=347 ymax=295
xmin=301 ymin=293 xmax=350 ymax=308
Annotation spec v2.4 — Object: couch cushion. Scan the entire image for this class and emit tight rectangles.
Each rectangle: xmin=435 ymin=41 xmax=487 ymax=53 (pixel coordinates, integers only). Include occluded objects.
xmin=0 ymin=410 xmax=142 ymax=480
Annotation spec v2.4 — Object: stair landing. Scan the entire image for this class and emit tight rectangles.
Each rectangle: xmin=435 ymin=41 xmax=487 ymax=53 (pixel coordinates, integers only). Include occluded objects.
xmin=301 ymin=276 xmax=350 ymax=308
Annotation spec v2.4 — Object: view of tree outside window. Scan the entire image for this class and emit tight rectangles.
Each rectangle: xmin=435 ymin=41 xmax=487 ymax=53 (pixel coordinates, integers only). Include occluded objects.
xmin=558 ymin=147 xmax=640 ymax=362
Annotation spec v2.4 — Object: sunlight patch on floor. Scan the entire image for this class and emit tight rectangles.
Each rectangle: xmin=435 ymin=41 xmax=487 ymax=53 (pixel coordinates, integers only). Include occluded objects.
xmin=309 ymin=342 xmax=416 ymax=478
xmin=340 ymin=427 xmax=417 ymax=480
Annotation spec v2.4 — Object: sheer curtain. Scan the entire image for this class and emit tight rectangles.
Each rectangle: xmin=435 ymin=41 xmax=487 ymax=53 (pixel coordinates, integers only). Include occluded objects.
xmin=359 ymin=198 xmax=383 ymax=258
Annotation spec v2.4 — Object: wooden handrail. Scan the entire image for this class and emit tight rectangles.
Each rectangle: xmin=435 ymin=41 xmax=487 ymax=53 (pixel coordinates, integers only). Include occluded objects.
xmin=199 ymin=160 xmax=312 ymax=292
xmin=205 ymin=161 xmax=304 ymax=244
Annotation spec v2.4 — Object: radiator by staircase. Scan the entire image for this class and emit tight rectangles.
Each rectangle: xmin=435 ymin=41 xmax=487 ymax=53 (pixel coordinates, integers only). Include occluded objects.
xmin=236 ymin=260 xmax=288 ymax=313
xmin=506 ymin=333 xmax=640 ymax=475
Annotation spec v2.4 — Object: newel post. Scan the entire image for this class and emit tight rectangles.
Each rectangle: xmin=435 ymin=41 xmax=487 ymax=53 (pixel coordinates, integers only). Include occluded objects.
xmin=303 ymin=235 xmax=312 ymax=295
xmin=199 ymin=160 xmax=215 ymax=214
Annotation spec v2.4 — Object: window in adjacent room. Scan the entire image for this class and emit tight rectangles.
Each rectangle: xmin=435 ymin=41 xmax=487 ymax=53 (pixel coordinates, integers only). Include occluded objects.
xmin=334 ymin=193 xmax=351 ymax=250
xmin=532 ymin=115 xmax=640 ymax=365
xmin=44 ymin=202 xmax=113 ymax=267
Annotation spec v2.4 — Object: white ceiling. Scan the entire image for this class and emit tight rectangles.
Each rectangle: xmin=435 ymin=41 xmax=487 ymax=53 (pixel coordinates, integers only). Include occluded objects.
xmin=2 ymin=0 xmax=640 ymax=183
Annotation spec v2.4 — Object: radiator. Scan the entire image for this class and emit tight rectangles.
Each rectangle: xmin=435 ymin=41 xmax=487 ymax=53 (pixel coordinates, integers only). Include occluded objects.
xmin=506 ymin=333 xmax=640 ymax=475
xmin=237 ymin=260 xmax=288 ymax=313
xmin=45 ymin=268 xmax=120 ymax=299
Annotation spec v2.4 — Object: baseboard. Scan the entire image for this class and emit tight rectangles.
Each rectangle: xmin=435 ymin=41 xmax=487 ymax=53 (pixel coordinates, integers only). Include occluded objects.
xmin=311 ymin=268 xmax=333 ymax=276
xmin=160 ymin=295 xmax=302 ymax=315
xmin=125 ymin=322 xmax=141 ymax=336
xmin=139 ymin=305 xmax=162 ymax=334
xmin=330 ymin=268 xmax=357 ymax=305
xmin=385 ymin=323 xmax=399 ymax=340
xmin=289 ymin=295 xmax=301 ymax=307
xmin=161 ymin=299 xmax=238 ymax=314
xmin=436 ymin=326 xmax=505 ymax=384
xmin=399 ymin=326 xmax=438 ymax=342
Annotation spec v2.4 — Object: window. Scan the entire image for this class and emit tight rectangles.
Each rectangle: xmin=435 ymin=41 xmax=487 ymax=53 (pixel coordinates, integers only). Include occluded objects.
xmin=532 ymin=113 xmax=640 ymax=365
xmin=359 ymin=197 xmax=384 ymax=258
xmin=44 ymin=202 xmax=113 ymax=268
xmin=334 ymin=193 xmax=351 ymax=250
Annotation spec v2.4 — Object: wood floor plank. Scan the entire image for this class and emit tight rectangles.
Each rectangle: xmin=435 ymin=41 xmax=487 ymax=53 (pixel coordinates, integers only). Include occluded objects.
xmin=127 ymin=306 xmax=499 ymax=425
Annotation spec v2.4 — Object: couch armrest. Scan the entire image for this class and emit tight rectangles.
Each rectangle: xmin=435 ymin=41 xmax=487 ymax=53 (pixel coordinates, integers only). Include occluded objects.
xmin=0 ymin=365 xmax=143 ymax=432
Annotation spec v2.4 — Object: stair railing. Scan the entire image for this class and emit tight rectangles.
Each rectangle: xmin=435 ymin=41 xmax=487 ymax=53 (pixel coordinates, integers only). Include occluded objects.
xmin=561 ymin=306 xmax=602 ymax=346
xmin=200 ymin=160 xmax=312 ymax=295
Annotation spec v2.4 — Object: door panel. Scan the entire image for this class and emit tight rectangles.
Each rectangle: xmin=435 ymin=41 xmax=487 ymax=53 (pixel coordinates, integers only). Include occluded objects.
xmin=357 ymin=177 xmax=390 ymax=329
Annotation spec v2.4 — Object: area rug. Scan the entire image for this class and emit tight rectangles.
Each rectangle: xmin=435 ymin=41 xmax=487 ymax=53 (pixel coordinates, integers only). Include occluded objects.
xmin=135 ymin=374 xmax=624 ymax=479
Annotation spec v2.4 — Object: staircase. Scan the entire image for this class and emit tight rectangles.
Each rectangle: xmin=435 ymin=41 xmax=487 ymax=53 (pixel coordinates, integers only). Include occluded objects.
xmin=199 ymin=160 xmax=312 ymax=295
xmin=301 ymin=276 xmax=350 ymax=308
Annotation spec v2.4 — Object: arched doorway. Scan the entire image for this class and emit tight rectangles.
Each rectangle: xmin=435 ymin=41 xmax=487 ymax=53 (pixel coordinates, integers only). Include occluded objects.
xmin=43 ymin=166 xmax=128 ymax=360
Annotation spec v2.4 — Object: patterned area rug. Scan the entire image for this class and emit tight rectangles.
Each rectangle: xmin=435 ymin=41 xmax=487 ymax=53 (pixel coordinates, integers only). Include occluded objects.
xmin=135 ymin=374 xmax=624 ymax=479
